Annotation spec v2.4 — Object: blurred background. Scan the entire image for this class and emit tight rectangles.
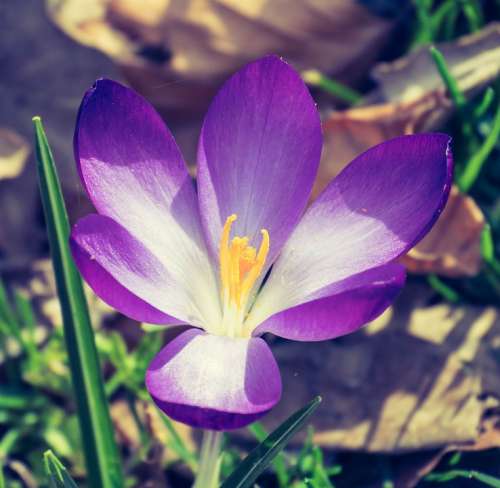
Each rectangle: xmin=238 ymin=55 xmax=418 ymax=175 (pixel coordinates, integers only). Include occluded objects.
xmin=2 ymin=0 xmax=500 ymax=486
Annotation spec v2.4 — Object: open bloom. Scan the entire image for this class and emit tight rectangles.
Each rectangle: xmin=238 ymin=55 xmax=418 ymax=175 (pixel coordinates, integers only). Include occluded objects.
xmin=70 ymin=56 xmax=452 ymax=430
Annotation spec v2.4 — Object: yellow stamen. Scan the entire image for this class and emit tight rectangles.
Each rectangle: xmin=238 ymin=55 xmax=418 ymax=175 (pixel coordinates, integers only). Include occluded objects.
xmin=239 ymin=246 xmax=257 ymax=278
xmin=229 ymin=237 xmax=244 ymax=304
xmin=219 ymin=215 xmax=270 ymax=312
xmin=219 ymin=214 xmax=237 ymax=297
xmin=240 ymin=229 xmax=269 ymax=302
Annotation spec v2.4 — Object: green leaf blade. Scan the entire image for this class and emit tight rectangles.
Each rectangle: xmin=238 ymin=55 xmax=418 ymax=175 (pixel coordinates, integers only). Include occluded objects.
xmin=44 ymin=450 xmax=79 ymax=488
xmin=458 ymin=96 xmax=500 ymax=192
xmin=222 ymin=396 xmax=322 ymax=488
xmin=429 ymin=46 xmax=466 ymax=110
xmin=426 ymin=469 xmax=500 ymax=487
xmin=247 ymin=422 xmax=289 ymax=487
xmin=33 ymin=117 xmax=124 ymax=488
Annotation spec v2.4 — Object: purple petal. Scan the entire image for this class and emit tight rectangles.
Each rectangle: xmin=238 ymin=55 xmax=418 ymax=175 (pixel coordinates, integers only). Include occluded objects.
xmin=71 ymin=239 xmax=182 ymax=325
xmin=250 ymin=134 xmax=452 ymax=326
xmin=146 ymin=328 xmax=282 ymax=430
xmin=253 ymin=264 xmax=406 ymax=341
xmin=197 ymin=55 xmax=322 ymax=266
xmin=70 ymin=214 xmax=217 ymax=328
xmin=75 ymin=78 xmax=191 ymax=229
xmin=74 ymin=79 xmax=221 ymax=328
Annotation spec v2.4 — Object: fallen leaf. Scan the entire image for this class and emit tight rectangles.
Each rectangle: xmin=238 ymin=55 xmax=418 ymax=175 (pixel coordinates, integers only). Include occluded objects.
xmin=260 ymin=284 xmax=500 ymax=453
xmin=392 ymin=450 xmax=446 ymax=488
xmin=0 ymin=128 xmax=29 ymax=179
xmin=401 ymin=186 xmax=484 ymax=277
xmin=393 ymin=416 xmax=500 ymax=487
xmin=369 ymin=22 xmax=500 ymax=104
xmin=47 ymin=0 xmax=393 ymax=115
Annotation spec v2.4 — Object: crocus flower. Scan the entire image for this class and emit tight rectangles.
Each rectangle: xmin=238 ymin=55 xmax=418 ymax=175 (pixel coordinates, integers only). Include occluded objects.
xmin=70 ymin=55 xmax=452 ymax=431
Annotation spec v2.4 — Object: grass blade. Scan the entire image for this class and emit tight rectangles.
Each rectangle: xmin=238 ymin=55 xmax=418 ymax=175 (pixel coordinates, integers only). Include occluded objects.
xmin=429 ymin=46 xmax=466 ymax=110
xmin=302 ymin=70 xmax=361 ymax=105
xmin=247 ymin=422 xmax=289 ymax=487
xmin=462 ymin=0 xmax=484 ymax=32
xmin=44 ymin=450 xmax=79 ymax=488
xmin=427 ymin=274 xmax=460 ymax=302
xmin=481 ymin=224 xmax=500 ymax=274
xmin=222 ymin=396 xmax=322 ymax=488
xmin=0 ymin=386 xmax=44 ymax=409
xmin=474 ymin=87 xmax=495 ymax=119
xmin=458 ymin=99 xmax=500 ymax=192
xmin=0 ymin=281 xmax=21 ymax=342
xmin=33 ymin=117 xmax=123 ymax=488
xmin=426 ymin=469 xmax=500 ymax=487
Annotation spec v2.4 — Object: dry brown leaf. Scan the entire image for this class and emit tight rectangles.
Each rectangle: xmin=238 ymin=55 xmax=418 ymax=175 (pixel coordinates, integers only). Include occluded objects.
xmin=393 ymin=416 xmax=500 ymax=487
xmin=0 ymin=128 xmax=29 ymax=180
xmin=445 ymin=415 xmax=500 ymax=454
xmin=401 ymin=186 xmax=484 ymax=277
xmin=369 ymin=22 xmax=500 ymax=104
xmin=47 ymin=0 xmax=393 ymax=114
xmin=260 ymin=285 xmax=500 ymax=453
xmin=392 ymin=450 xmax=446 ymax=488
xmin=316 ymin=93 xmax=484 ymax=277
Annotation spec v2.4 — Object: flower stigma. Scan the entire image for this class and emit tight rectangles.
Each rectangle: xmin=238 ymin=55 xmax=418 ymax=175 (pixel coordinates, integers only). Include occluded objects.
xmin=219 ymin=214 xmax=269 ymax=337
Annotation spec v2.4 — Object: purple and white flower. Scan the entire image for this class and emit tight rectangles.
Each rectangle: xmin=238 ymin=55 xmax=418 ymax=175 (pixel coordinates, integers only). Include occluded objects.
xmin=70 ymin=56 xmax=452 ymax=430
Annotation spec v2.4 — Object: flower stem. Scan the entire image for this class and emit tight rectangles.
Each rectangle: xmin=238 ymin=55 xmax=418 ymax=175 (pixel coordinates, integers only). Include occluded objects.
xmin=193 ymin=430 xmax=223 ymax=488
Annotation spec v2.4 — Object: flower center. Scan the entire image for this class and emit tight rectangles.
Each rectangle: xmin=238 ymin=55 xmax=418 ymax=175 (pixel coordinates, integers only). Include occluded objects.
xmin=219 ymin=214 xmax=269 ymax=337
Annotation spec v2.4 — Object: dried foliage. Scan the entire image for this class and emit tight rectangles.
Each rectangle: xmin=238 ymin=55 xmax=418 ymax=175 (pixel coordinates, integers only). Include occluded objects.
xmin=47 ymin=0 xmax=393 ymax=114
xmin=369 ymin=22 xmax=500 ymax=104
xmin=265 ymin=284 xmax=500 ymax=452
xmin=401 ymin=186 xmax=485 ymax=277
xmin=0 ymin=128 xmax=29 ymax=180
